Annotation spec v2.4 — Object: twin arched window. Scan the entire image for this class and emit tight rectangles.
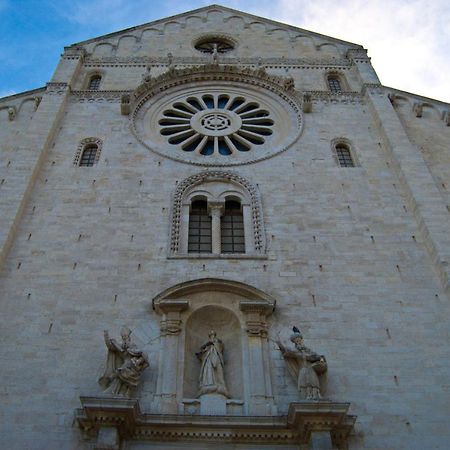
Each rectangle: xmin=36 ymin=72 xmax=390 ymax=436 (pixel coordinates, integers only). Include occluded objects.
xmin=187 ymin=198 xmax=245 ymax=254
xmin=170 ymin=172 xmax=265 ymax=257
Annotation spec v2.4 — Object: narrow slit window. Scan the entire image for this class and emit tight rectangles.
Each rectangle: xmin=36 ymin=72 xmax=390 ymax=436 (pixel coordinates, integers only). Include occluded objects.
xmin=88 ymin=75 xmax=102 ymax=90
xmin=221 ymin=200 xmax=245 ymax=254
xmin=328 ymin=76 xmax=342 ymax=93
xmin=336 ymin=144 xmax=355 ymax=167
xmin=79 ymin=144 xmax=98 ymax=167
xmin=188 ymin=200 xmax=212 ymax=253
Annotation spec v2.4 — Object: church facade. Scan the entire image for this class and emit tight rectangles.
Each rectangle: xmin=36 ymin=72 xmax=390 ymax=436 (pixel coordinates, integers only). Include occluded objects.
xmin=1 ymin=5 xmax=450 ymax=449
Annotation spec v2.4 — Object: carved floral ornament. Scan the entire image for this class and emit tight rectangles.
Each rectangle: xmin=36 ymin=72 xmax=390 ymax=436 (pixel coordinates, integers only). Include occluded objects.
xmin=128 ymin=64 xmax=304 ymax=166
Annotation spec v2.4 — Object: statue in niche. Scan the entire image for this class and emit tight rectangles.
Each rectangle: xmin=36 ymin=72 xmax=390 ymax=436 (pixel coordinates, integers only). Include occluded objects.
xmin=277 ymin=326 xmax=327 ymax=400
xmin=196 ymin=330 xmax=229 ymax=397
xmin=98 ymin=327 xmax=149 ymax=397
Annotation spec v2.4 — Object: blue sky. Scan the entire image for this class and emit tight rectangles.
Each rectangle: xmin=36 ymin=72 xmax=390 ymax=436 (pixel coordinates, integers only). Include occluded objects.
xmin=1 ymin=0 xmax=449 ymax=102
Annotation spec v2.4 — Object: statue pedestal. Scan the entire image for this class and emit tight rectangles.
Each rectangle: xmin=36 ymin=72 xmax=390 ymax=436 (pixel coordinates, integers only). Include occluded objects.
xmin=199 ymin=393 xmax=227 ymax=415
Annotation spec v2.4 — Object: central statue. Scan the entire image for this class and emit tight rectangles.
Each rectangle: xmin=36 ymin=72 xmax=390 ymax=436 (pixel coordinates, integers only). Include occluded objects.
xmin=196 ymin=330 xmax=229 ymax=397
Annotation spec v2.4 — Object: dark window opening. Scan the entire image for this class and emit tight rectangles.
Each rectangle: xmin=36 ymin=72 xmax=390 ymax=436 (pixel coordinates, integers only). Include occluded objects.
xmin=79 ymin=144 xmax=98 ymax=167
xmin=336 ymin=144 xmax=355 ymax=167
xmin=221 ymin=200 xmax=245 ymax=253
xmin=188 ymin=200 xmax=212 ymax=253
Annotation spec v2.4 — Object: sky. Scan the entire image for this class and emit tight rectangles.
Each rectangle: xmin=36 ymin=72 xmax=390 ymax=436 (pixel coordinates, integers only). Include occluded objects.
xmin=0 ymin=0 xmax=449 ymax=102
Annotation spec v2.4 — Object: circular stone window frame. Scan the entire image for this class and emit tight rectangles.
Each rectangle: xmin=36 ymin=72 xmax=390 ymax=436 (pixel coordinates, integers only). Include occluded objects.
xmin=130 ymin=69 xmax=304 ymax=167
xmin=192 ymin=34 xmax=238 ymax=54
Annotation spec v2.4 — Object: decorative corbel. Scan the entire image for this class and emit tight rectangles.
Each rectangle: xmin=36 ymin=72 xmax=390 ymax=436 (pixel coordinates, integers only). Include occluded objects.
xmin=120 ymin=93 xmax=131 ymax=116
xmin=413 ymin=102 xmax=423 ymax=118
xmin=442 ymin=110 xmax=450 ymax=126
xmin=303 ymin=93 xmax=312 ymax=113
xmin=8 ymin=106 xmax=16 ymax=121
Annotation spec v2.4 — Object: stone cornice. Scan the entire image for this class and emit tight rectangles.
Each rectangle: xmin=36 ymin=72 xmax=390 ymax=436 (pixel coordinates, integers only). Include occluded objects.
xmin=76 ymin=397 xmax=356 ymax=447
xmin=84 ymin=55 xmax=352 ymax=69
xmin=70 ymin=90 xmax=130 ymax=102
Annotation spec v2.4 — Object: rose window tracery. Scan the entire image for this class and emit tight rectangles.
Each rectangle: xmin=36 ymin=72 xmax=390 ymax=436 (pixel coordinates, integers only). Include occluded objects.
xmin=159 ymin=94 xmax=274 ymax=156
xmin=194 ymin=38 xmax=235 ymax=54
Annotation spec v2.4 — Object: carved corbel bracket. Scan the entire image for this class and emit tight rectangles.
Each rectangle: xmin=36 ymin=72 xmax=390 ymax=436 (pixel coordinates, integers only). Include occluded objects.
xmin=303 ymin=93 xmax=312 ymax=113
xmin=287 ymin=402 xmax=356 ymax=450
xmin=153 ymin=298 xmax=189 ymax=335
xmin=413 ymin=102 xmax=423 ymax=118
xmin=7 ymin=106 xmax=16 ymax=121
xmin=120 ymin=93 xmax=132 ymax=115
xmin=240 ymin=299 xmax=275 ymax=337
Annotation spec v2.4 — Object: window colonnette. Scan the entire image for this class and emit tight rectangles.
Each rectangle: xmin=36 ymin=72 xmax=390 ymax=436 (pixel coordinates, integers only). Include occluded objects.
xmin=170 ymin=171 xmax=265 ymax=257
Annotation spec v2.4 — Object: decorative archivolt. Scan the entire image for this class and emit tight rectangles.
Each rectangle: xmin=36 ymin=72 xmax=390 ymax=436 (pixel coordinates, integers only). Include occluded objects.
xmin=73 ymin=137 xmax=103 ymax=166
xmin=132 ymin=63 xmax=298 ymax=105
xmin=169 ymin=171 xmax=264 ymax=254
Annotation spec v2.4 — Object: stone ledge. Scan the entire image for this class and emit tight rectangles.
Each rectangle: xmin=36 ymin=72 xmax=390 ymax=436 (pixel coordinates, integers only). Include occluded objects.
xmin=76 ymin=397 xmax=356 ymax=449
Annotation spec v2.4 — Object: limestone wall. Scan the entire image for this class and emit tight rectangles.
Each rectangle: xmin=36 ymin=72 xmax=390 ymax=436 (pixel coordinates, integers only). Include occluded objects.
xmin=1 ymin=7 xmax=450 ymax=450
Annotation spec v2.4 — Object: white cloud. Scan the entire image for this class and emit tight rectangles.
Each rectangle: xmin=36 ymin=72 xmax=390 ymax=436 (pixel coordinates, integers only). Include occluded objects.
xmin=265 ymin=0 xmax=450 ymax=102
xmin=49 ymin=0 xmax=450 ymax=102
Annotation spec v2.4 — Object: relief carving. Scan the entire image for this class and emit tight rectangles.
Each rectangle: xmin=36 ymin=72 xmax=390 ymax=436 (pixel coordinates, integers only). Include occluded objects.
xmin=277 ymin=326 xmax=327 ymax=400
xmin=99 ymin=327 xmax=149 ymax=397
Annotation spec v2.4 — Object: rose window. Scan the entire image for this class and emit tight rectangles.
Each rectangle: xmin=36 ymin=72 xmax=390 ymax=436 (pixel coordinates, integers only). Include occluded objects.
xmin=159 ymin=94 xmax=274 ymax=156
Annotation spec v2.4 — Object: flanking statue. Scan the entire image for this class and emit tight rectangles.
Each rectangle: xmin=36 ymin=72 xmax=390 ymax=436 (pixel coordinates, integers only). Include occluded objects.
xmin=196 ymin=330 xmax=229 ymax=397
xmin=99 ymin=327 xmax=149 ymax=397
xmin=277 ymin=326 xmax=327 ymax=400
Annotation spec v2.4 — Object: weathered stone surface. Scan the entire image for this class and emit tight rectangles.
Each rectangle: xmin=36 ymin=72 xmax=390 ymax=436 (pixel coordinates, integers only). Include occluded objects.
xmin=0 ymin=4 xmax=450 ymax=450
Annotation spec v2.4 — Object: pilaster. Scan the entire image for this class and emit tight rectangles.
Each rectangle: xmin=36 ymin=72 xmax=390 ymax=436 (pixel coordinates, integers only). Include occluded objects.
xmin=363 ymin=86 xmax=450 ymax=296
xmin=0 ymin=48 xmax=85 ymax=271
xmin=240 ymin=299 xmax=276 ymax=414
xmin=153 ymin=299 xmax=189 ymax=413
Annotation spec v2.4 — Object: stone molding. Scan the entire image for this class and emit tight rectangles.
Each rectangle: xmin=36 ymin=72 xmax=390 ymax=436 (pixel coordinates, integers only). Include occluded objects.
xmin=76 ymin=397 xmax=356 ymax=449
xmin=46 ymin=82 xmax=69 ymax=95
xmin=70 ymin=90 xmax=129 ymax=103
xmin=304 ymin=90 xmax=365 ymax=105
xmin=169 ymin=171 xmax=265 ymax=254
xmin=84 ymin=55 xmax=352 ymax=69
xmin=131 ymin=63 xmax=298 ymax=102
xmin=152 ymin=278 xmax=276 ymax=305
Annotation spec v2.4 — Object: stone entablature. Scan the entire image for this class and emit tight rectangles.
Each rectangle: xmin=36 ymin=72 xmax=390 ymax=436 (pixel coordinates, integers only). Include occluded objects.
xmin=76 ymin=397 xmax=356 ymax=449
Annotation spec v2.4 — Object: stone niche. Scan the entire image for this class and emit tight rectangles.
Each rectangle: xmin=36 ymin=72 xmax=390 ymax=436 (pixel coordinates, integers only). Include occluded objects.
xmin=152 ymin=278 xmax=276 ymax=416
xmin=183 ymin=304 xmax=243 ymax=413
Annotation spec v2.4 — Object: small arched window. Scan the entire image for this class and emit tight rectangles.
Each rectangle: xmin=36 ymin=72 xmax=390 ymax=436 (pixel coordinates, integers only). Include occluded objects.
xmin=335 ymin=143 xmax=355 ymax=167
xmin=327 ymin=75 xmax=342 ymax=93
xmin=221 ymin=200 xmax=245 ymax=253
xmin=88 ymin=75 xmax=102 ymax=90
xmin=188 ymin=199 xmax=212 ymax=253
xmin=79 ymin=144 xmax=99 ymax=167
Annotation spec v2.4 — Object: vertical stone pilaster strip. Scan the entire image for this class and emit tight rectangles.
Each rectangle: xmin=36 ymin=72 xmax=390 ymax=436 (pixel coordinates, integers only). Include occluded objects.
xmin=209 ymin=203 xmax=224 ymax=254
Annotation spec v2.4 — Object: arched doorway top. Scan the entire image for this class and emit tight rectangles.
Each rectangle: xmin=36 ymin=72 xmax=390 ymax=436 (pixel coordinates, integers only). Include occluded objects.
xmin=152 ymin=278 xmax=276 ymax=307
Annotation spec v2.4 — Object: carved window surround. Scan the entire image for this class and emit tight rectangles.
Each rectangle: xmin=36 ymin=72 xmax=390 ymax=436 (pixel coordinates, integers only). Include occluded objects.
xmin=76 ymin=397 xmax=356 ymax=450
xmin=169 ymin=171 xmax=266 ymax=257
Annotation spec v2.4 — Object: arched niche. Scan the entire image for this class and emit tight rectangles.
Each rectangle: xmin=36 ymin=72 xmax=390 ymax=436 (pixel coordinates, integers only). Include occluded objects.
xmin=152 ymin=278 xmax=276 ymax=416
xmin=183 ymin=305 xmax=242 ymax=400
